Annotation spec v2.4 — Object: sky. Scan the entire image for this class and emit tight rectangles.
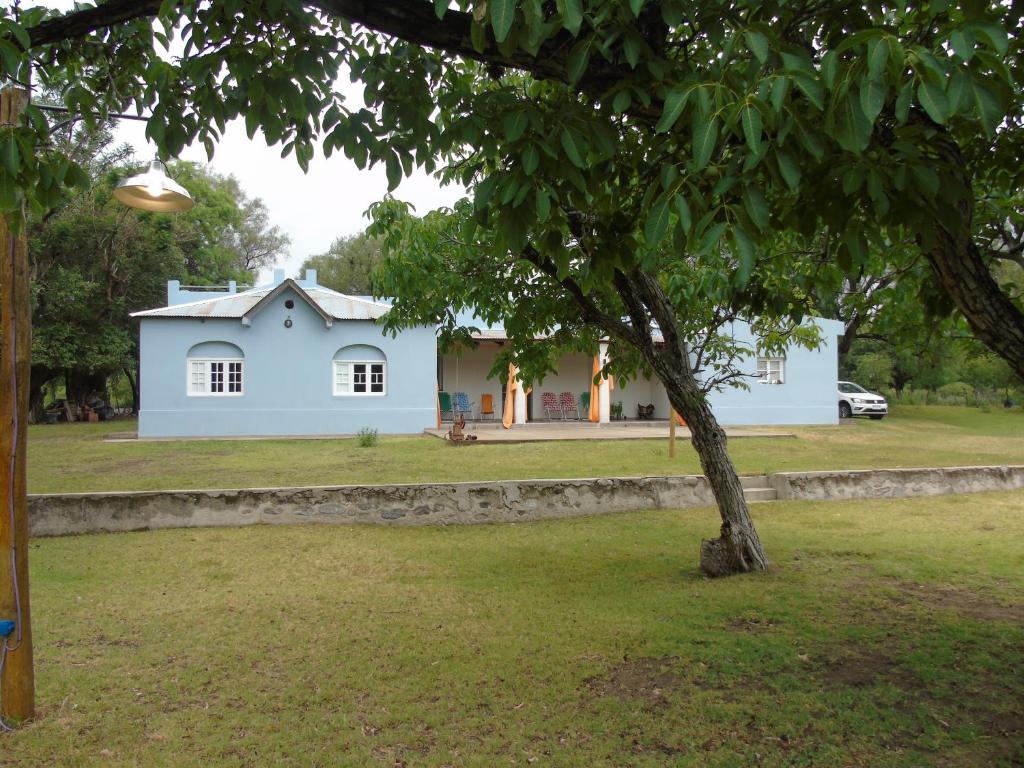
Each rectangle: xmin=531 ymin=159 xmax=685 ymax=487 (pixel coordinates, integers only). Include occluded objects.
xmin=37 ymin=0 xmax=465 ymax=284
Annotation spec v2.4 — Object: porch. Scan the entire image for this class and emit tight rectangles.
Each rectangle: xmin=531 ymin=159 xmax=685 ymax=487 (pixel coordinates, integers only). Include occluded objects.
xmin=438 ymin=342 xmax=671 ymax=425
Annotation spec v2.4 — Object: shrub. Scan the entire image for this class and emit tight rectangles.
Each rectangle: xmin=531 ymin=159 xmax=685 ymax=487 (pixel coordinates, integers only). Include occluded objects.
xmin=937 ymin=382 xmax=974 ymax=406
xmin=356 ymin=427 xmax=378 ymax=447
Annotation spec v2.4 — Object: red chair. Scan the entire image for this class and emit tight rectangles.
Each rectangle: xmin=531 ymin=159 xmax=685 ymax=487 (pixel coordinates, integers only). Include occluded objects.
xmin=542 ymin=391 xmax=563 ymax=420
xmin=559 ymin=391 xmax=581 ymax=420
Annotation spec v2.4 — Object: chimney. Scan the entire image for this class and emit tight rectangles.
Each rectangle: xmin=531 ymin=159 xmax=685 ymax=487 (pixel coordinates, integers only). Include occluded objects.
xmin=304 ymin=269 xmax=318 ymax=287
xmin=273 ymin=268 xmax=285 ymax=285
xmin=167 ymin=279 xmax=181 ymax=305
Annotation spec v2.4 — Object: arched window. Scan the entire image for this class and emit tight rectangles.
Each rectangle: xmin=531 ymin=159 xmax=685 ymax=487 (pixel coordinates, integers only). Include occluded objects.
xmin=187 ymin=341 xmax=244 ymax=396
xmin=333 ymin=345 xmax=386 ymax=396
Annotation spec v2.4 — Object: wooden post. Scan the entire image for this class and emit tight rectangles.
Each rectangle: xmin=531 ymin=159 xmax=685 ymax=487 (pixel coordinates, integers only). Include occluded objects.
xmin=669 ymin=408 xmax=677 ymax=458
xmin=0 ymin=85 xmax=34 ymax=723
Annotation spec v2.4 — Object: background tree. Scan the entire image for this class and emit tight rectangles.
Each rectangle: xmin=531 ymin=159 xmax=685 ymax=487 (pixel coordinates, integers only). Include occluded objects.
xmin=299 ymin=231 xmax=382 ymax=294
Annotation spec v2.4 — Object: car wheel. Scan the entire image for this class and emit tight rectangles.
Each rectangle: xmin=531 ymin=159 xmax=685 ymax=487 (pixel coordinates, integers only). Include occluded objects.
xmin=869 ymin=415 xmax=884 ymax=420
xmin=839 ymin=401 xmax=852 ymax=419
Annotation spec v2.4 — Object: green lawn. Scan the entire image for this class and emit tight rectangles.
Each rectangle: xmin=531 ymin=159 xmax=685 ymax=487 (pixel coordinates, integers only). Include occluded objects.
xmin=7 ymin=492 xmax=1024 ymax=766
xmin=27 ymin=406 xmax=1024 ymax=494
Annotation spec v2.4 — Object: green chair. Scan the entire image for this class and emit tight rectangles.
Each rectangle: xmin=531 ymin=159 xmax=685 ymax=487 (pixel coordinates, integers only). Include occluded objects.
xmin=438 ymin=391 xmax=454 ymax=422
xmin=580 ymin=392 xmax=591 ymax=413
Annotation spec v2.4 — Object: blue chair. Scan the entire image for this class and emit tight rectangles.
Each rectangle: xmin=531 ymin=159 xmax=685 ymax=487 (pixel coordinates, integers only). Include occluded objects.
xmin=454 ymin=391 xmax=475 ymax=420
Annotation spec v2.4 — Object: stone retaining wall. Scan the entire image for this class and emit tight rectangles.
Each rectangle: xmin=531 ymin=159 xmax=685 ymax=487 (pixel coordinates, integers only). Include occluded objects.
xmin=26 ymin=465 xmax=1023 ymax=538
xmin=771 ymin=464 xmax=1024 ymax=501
xmin=27 ymin=475 xmax=715 ymax=537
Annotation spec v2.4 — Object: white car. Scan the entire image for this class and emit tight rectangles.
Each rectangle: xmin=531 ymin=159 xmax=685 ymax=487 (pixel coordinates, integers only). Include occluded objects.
xmin=838 ymin=380 xmax=888 ymax=420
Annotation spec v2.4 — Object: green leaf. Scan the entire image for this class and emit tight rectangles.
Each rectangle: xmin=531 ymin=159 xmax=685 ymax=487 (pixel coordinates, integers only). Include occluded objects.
xmin=691 ymin=113 xmax=718 ymax=171
xmin=566 ymin=39 xmax=590 ymax=83
xmin=844 ymin=228 xmax=868 ymax=264
xmin=644 ymin=195 xmax=671 ymax=246
xmin=673 ymin=193 xmax=692 ymax=234
xmin=745 ymin=30 xmax=769 ymax=63
xmin=740 ymin=103 xmax=762 ymax=153
xmin=474 ymin=175 xmax=498 ymax=211
xmin=655 ymin=85 xmax=689 ymax=133
xmin=833 ymin=91 xmax=872 ymax=152
xmin=622 ymin=30 xmax=643 ymax=69
xmin=560 ymin=0 xmax=583 ymax=35
xmin=776 ymin=150 xmax=801 ymax=190
xmin=470 ymin=20 xmax=487 ymax=53
xmin=535 ymin=188 xmax=551 ymax=222
xmin=434 ymin=0 xmax=447 ymax=20
xmin=629 ymin=0 xmax=645 ymax=16
xmin=917 ymin=82 xmax=949 ymax=124
xmin=699 ymin=221 xmax=727 ymax=254
xmin=770 ymin=76 xmax=788 ymax=112
xmin=560 ymin=128 xmax=586 ymax=167
xmin=504 ymin=110 xmax=529 ymax=141
xmin=0 ymin=136 xmax=19 ymax=176
xmin=743 ymin=185 xmax=769 ymax=231
xmin=793 ymin=75 xmax=824 ymax=111
xmin=867 ymin=38 xmax=889 ymax=81
xmin=949 ymin=29 xmax=974 ymax=61
xmin=612 ymin=88 xmax=631 ymax=114
xmin=946 ymin=69 xmax=970 ymax=115
xmin=522 ymin=145 xmax=539 ymax=175
xmin=972 ymin=21 xmax=1008 ymax=56
xmin=732 ymin=226 xmax=756 ymax=288
xmin=859 ymin=79 xmax=886 ymax=123
xmin=490 ymin=0 xmax=516 ymax=42
xmin=972 ymin=81 xmax=1002 ymax=137
xmin=894 ymin=80 xmax=913 ymax=123
xmin=385 ymin=153 xmax=402 ymax=191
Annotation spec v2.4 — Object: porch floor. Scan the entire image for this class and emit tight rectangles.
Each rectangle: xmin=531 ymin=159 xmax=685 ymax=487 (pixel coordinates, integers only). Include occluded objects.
xmin=425 ymin=420 xmax=794 ymax=443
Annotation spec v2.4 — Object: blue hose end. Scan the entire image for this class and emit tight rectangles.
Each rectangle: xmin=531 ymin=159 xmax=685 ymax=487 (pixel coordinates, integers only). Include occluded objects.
xmin=0 ymin=620 xmax=15 ymax=638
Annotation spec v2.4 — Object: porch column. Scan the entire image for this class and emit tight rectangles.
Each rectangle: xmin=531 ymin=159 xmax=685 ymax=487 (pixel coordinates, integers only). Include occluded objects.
xmin=599 ymin=342 xmax=611 ymax=424
xmin=514 ymin=371 xmax=528 ymax=424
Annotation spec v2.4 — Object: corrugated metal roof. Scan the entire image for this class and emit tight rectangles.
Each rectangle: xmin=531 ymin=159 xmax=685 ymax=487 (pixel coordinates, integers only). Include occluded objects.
xmin=132 ymin=282 xmax=391 ymax=321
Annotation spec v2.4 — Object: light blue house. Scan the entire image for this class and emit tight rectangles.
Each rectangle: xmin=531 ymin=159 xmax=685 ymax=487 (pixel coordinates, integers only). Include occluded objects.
xmin=132 ymin=270 xmax=438 ymax=437
xmin=134 ymin=271 xmax=843 ymax=437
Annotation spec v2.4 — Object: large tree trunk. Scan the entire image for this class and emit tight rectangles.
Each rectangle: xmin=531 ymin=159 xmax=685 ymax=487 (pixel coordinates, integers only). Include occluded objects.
xmin=609 ymin=269 xmax=769 ymax=577
xmin=926 ymin=232 xmax=1024 ymax=381
xmin=123 ymin=364 xmax=139 ymax=415
xmin=658 ymin=361 xmax=769 ymax=576
xmin=923 ymin=132 xmax=1024 ymax=381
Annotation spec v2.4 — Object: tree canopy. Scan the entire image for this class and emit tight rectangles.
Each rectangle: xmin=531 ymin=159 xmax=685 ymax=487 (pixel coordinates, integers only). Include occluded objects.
xmin=300 ymin=231 xmax=382 ymax=295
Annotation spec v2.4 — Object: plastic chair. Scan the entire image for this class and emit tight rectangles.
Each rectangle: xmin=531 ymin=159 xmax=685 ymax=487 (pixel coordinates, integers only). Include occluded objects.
xmin=454 ymin=391 xmax=475 ymax=420
xmin=580 ymin=392 xmax=591 ymax=413
xmin=541 ymin=391 xmax=562 ymax=420
xmin=438 ymin=391 xmax=454 ymax=422
xmin=559 ymin=391 xmax=581 ymax=420
xmin=480 ymin=393 xmax=495 ymax=421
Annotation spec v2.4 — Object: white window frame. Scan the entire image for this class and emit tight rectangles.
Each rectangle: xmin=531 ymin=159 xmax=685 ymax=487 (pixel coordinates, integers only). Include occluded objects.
xmin=187 ymin=358 xmax=245 ymax=396
xmin=333 ymin=360 xmax=386 ymax=396
xmin=756 ymin=357 xmax=785 ymax=385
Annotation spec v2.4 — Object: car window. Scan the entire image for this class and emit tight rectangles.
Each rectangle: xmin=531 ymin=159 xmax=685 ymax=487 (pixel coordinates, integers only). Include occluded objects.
xmin=839 ymin=383 xmax=867 ymax=394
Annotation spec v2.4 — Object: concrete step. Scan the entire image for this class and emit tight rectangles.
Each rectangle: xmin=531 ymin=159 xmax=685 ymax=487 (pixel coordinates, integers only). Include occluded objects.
xmin=740 ymin=475 xmax=770 ymax=489
xmin=743 ymin=487 xmax=778 ymax=502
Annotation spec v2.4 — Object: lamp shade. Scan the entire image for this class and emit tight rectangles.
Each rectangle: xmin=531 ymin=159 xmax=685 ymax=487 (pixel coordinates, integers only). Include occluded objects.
xmin=113 ymin=159 xmax=193 ymax=213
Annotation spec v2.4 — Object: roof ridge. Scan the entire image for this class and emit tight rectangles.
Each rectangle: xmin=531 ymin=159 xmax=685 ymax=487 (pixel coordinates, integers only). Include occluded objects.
xmin=131 ymin=285 xmax=271 ymax=317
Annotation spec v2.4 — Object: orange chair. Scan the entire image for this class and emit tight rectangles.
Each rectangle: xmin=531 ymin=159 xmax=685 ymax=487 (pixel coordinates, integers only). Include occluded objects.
xmin=480 ymin=393 xmax=496 ymax=421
